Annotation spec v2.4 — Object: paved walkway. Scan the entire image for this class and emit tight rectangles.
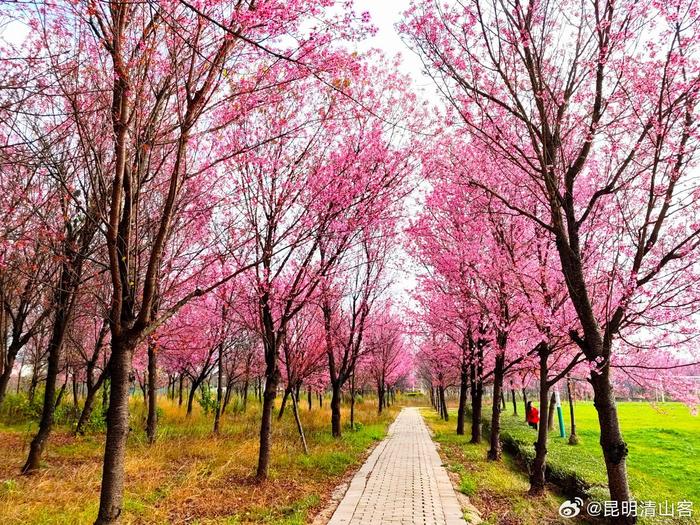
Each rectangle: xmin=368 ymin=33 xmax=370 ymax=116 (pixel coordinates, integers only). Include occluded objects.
xmin=328 ymin=407 xmax=466 ymax=525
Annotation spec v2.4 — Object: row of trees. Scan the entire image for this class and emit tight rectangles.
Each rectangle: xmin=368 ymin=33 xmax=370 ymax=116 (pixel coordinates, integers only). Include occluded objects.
xmin=1 ymin=1 xmax=415 ymax=523
xmin=403 ymin=0 xmax=700 ymax=521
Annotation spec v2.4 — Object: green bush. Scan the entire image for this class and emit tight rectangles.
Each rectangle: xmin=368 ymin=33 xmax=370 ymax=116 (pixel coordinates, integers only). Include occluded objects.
xmin=197 ymin=384 xmax=217 ymax=415
xmin=0 ymin=392 xmax=43 ymax=422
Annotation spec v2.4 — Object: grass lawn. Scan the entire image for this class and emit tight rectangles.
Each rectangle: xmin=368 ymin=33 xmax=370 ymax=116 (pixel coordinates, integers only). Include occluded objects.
xmin=421 ymin=408 xmax=568 ymax=524
xmin=432 ymin=399 xmax=698 ymax=524
xmin=497 ymin=401 xmax=700 ymax=508
xmin=0 ymin=395 xmax=400 ymax=524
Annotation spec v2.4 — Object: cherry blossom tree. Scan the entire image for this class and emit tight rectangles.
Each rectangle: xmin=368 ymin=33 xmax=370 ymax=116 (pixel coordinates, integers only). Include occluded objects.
xmin=402 ymin=0 xmax=700 ymax=512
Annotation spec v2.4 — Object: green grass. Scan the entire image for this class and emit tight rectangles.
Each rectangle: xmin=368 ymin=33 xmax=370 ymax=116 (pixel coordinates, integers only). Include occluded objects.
xmin=0 ymin=394 xmax=401 ymax=524
xmin=422 ymin=408 xmax=567 ymax=524
xmin=496 ymin=401 xmax=700 ymax=507
xmin=425 ymin=401 xmax=700 ymax=524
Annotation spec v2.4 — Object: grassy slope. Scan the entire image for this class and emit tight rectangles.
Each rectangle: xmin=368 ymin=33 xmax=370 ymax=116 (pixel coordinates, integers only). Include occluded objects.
xmin=497 ymin=401 xmax=700 ymax=506
xmin=422 ymin=408 xmax=568 ymax=525
xmin=0 ymin=396 xmax=400 ymax=524
xmin=424 ymin=401 xmax=699 ymax=525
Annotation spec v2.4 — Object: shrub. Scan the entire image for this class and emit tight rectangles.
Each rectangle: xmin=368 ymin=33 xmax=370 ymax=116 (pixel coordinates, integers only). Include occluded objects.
xmin=0 ymin=392 xmax=42 ymax=422
xmin=197 ymin=384 xmax=217 ymax=415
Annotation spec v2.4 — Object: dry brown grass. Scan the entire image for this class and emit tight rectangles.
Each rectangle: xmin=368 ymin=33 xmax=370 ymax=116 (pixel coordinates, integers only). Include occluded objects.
xmin=0 ymin=395 xmax=404 ymax=524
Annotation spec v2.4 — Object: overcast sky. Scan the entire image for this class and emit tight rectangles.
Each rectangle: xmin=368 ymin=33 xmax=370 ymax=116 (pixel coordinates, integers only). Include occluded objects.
xmin=352 ymin=0 xmax=435 ymax=90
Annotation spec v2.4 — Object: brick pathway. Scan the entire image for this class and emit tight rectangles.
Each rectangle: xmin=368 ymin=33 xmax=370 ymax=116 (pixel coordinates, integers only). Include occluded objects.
xmin=328 ymin=407 xmax=466 ymax=525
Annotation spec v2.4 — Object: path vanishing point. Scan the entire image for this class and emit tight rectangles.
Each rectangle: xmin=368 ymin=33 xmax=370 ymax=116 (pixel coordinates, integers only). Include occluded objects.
xmin=328 ymin=407 xmax=467 ymax=525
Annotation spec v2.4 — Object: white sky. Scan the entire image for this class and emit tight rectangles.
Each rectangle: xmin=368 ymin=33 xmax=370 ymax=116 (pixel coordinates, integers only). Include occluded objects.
xmin=351 ymin=0 xmax=436 ymax=93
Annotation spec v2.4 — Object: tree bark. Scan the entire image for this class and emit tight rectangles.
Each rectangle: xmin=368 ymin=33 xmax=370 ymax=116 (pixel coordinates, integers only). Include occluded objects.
xmin=213 ymin=344 xmax=223 ymax=434
xmin=530 ymin=350 xmax=550 ymax=495
xmin=439 ymin=385 xmax=448 ymax=420
xmin=0 ymin=342 xmax=23 ymax=405
xmin=76 ymin=369 xmax=108 ymax=435
xmin=94 ymin=335 xmax=136 ymax=524
xmin=547 ymin=391 xmax=556 ymax=431
xmin=277 ymin=387 xmax=291 ymax=420
xmin=255 ymin=366 xmax=280 ymax=481
xmin=590 ymin=369 xmax=632 ymax=513
xmin=291 ymin=389 xmax=308 ymax=454
xmin=146 ymin=342 xmax=157 ymax=443
xmin=457 ymin=354 xmax=469 ymax=435
xmin=487 ymin=353 xmax=505 ymax=460
xmin=470 ymin=366 xmax=483 ymax=444
xmin=567 ymin=376 xmax=578 ymax=445
xmin=350 ymin=373 xmax=356 ymax=430
xmin=22 ymin=267 xmax=77 ymax=475
xmin=72 ymin=371 xmax=79 ymax=408
xmin=55 ymin=374 xmax=68 ymax=409
xmin=186 ymin=379 xmax=198 ymax=416
xmin=330 ymin=382 xmax=342 ymax=437
xmin=242 ymin=375 xmax=249 ymax=412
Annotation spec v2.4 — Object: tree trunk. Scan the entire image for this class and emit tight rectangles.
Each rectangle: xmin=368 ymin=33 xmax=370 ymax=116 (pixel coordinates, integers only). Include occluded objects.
xmin=0 ymin=342 xmax=21 ymax=405
xmin=530 ymin=350 xmax=550 ymax=495
xmin=94 ymin=335 xmax=136 ymax=524
xmin=139 ymin=376 xmax=147 ymax=411
xmin=222 ymin=380 xmax=232 ymax=415
xmin=487 ymin=353 xmax=505 ymax=460
xmin=255 ymin=366 xmax=280 ymax=481
xmin=55 ymin=375 xmax=68 ymax=408
xmin=567 ymin=376 xmax=578 ymax=445
xmin=307 ymin=388 xmax=312 ymax=411
xmin=178 ymin=374 xmax=183 ymax=407
xmin=457 ymin=357 xmax=469 ymax=435
xmin=330 ymin=382 xmax=342 ymax=438
xmin=72 ymin=371 xmax=79 ymax=408
xmin=439 ymin=386 xmax=448 ymax=420
xmin=291 ymin=389 xmax=308 ymax=454
xmin=76 ymin=370 xmax=107 ymax=435
xmin=22 ymin=338 xmax=64 ymax=474
xmin=547 ymin=391 xmax=556 ymax=431
xmin=590 ymin=368 xmax=632 ymax=516
xmin=146 ymin=342 xmax=157 ymax=444
xmin=102 ymin=376 xmax=109 ymax=412
xmin=511 ymin=386 xmax=517 ymax=416
xmin=186 ymin=380 xmax=197 ymax=416
xmin=213 ymin=344 xmax=223 ymax=434
xmin=470 ymin=371 xmax=483 ymax=444
xmin=28 ymin=363 xmax=38 ymax=404
xmin=22 ymin=302 xmax=71 ymax=474
xmin=16 ymin=355 xmax=24 ymax=394
xmin=277 ymin=387 xmax=290 ymax=420
xmin=242 ymin=377 xmax=249 ymax=412
xmin=350 ymin=374 xmax=356 ymax=430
